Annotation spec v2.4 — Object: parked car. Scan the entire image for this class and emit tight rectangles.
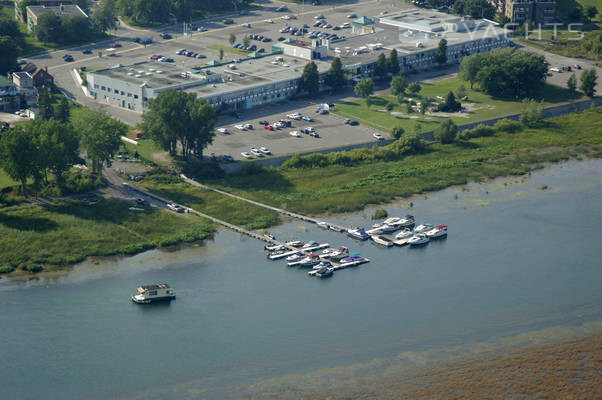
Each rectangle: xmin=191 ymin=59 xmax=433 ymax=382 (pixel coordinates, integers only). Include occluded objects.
xmin=222 ymin=154 xmax=234 ymax=162
xmin=241 ymin=152 xmax=253 ymax=158
xmin=314 ymin=14 xmax=325 ymax=19
xmin=373 ymin=132 xmax=385 ymax=140
xmin=347 ymin=13 xmax=357 ymax=18
xmin=217 ymin=128 xmax=230 ymax=134
xmin=309 ymin=131 xmax=320 ymax=138
xmin=302 ymin=116 xmax=313 ymax=122
xmin=234 ymin=124 xmax=247 ymax=131
xmin=111 ymin=43 xmax=122 ymax=48
xmin=276 ymin=5 xmax=288 ymax=11
xmin=259 ymin=120 xmax=269 ymax=125
xmin=63 ymin=54 xmax=74 ymax=62
xmin=264 ymin=125 xmax=274 ymax=130
xmin=344 ymin=119 xmax=358 ymax=125
xmin=135 ymin=198 xmax=149 ymax=206
xmin=223 ymin=18 xmax=234 ymax=24
xmin=250 ymin=147 xmax=264 ymax=157
xmin=241 ymin=23 xmax=251 ymax=28
xmin=198 ymin=26 xmax=208 ymax=32
xmin=259 ymin=146 xmax=271 ymax=155
xmin=289 ymin=131 xmax=301 ymax=137
xmin=159 ymin=33 xmax=172 ymax=39
xmin=167 ymin=202 xmax=183 ymax=213
xmin=243 ymin=123 xmax=253 ymax=129
xmin=82 ymin=49 xmax=92 ymax=54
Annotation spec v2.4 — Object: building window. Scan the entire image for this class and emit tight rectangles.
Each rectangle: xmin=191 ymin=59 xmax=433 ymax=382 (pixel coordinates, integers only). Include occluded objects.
xmin=120 ymin=91 xmax=125 ymax=95
xmin=134 ymin=95 xmax=138 ymax=99
xmin=127 ymin=93 xmax=132 ymax=97
xmin=101 ymin=86 xmax=106 ymax=91
xmin=94 ymin=84 xmax=99 ymax=89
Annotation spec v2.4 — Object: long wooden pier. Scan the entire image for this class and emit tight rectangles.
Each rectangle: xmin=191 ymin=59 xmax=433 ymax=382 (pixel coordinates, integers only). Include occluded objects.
xmin=180 ymin=174 xmax=350 ymax=233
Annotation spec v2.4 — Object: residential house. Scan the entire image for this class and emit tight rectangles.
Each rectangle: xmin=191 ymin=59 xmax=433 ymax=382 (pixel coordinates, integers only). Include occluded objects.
xmin=13 ymin=72 xmax=39 ymax=107
xmin=0 ymin=76 xmax=21 ymax=113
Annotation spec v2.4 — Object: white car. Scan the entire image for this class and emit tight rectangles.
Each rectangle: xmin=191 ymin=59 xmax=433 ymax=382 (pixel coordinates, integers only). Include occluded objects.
xmin=287 ymin=112 xmax=302 ymax=119
xmin=250 ymin=147 xmax=264 ymax=157
xmin=167 ymin=202 xmax=183 ymax=213
xmin=241 ymin=152 xmax=253 ymax=159
xmin=373 ymin=132 xmax=385 ymax=140
xmin=301 ymin=115 xmax=313 ymax=121
xmin=217 ymin=128 xmax=230 ymax=134
xmin=259 ymin=146 xmax=271 ymax=155
xmin=234 ymin=124 xmax=246 ymax=131
xmin=273 ymin=121 xmax=285 ymax=128
xmin=290 ymin=131 xmax=301 ymax=137
xmin=264 ymin=18 xmax=274 ymax=23
xmin=314 ymin=14 xmax=325 ymax=19
xmin=243 ymin=123 xmax=253 ymax=129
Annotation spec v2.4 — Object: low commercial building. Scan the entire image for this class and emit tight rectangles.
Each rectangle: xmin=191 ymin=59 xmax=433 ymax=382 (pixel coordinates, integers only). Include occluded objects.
xmin=352 ymin=16 xmax=376 ymax=34
xmin=25 ymin=4 xmax=88 ymax=32
xmin=14 ymin=0 xmax=73 ymax=22
xmin=86 ymin=8 xmax=510 ymax=113
xmin=12 ymin=72 xmax=39 ymax=107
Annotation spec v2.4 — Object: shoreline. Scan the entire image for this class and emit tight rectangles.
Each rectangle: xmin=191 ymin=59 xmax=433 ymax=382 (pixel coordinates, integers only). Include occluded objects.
xmin=4 ymin=157 xmax=600 ymax=282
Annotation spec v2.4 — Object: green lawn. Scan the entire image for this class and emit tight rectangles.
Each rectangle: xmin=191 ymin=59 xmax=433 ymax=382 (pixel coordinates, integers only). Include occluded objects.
xmin=207 ymin=44 xmax=251 ymax=57
xmin=0 ymin=170 xmax=17 ymax=190
xmin=334 ymin=78 xmax=584 ymax=134
xmin=0 ymin=198 xmax=215 ymax=274
xmin=205 ymin=107 xmax=602 ymax=216
xmin=123 ymin=139 xmax=171 ymax=167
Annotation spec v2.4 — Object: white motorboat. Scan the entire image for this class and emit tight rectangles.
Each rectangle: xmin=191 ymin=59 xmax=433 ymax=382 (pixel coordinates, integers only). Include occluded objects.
xmin=383 ymin=215 xmax=415 ymax=228
xmin=315 ymin=267 xmax=334 ymax=278
xmin=285 ymin=240 xmax=303 ymax=247
xmin=414 ymin=223 xmax=434 ymax=233
xmin=371 ymin=235 xmax=394 ymax=247
xmin=286 ymin=252 xmax=304 ymax=262
xmin=394 ymin=228 xmax=414 ymax=240
xmin=298 ymin=254 xmax=321 ymax=267
xmin=317 ymin=221 xmax=330 ymax=229
xmin=408 ymin=234 xmax=429 ymax=246
xmin=302 ymin=240 xmax=320 ymax=249
xmin=347 ymin=228 xmax=370 ymax=240
xmin=312 ymin=260 xmax=333 ymax=270
xmin=131 ymin=284 xmax=176 ymax=304
xmin=324 ymin=247 xmax=349 ymax=260
xmin=426 ymin=224 xmax=448 ymax=238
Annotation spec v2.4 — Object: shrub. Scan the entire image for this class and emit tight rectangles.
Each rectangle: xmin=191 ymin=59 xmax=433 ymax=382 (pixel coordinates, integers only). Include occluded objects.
xmin=519 ymin=98 xmax=543 ymax=127
xmin=493 ymin=118 xmax=522 ymax=133
xmin=21 ymin=264 xmax=44 ymax=273
xmin=434 ymin=119 xmax=458 ymax=144
xmin=372 ymin=209 xmax=388 ymax=219
xmin=181 ymin=160 xmax=225 ymax=180
xmin=392 ymin=126 xmax=405 ymax=139
xmin=437 ymin=91 xmax=462 ymax=112
xmin=459 ymin=124 xmax=495 ymax=139
xmin=0 ymin=265 xmax=15 ymax=274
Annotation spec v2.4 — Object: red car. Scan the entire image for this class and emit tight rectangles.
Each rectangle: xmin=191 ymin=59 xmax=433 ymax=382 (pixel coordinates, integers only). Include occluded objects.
xmin=112 ymin=43 xmax=122 ymax=48
xmin=150 ymin=54 xmax=162 ymax=60
xmin=264 ymin=125 xmax=274 ymax=131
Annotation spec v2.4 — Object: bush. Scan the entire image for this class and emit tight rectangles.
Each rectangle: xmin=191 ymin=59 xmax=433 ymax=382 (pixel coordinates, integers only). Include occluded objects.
xmin=437 ymin=91 xmax=462 ymax=112
xmin=520 ymin=99 xmax=543 ymax=127
xmin=459 ymin=124 xmax=495 ymax=140
xmin=21 ymin=264 xmax=44 ymax=273
xmin=61 ymin=170 xmax=104 ymax=195
xmin=392 ymin=126 xmax=405 ymax=139
xmin=181 ymin=160 xmax=225 ymax=180
xmin=493 ymin=118 xmax=522 ymax=133
xmin=434 ymin=119 xmax=458 ymax=144
xmin=372 ymin=209 xmax=388 ymax=219
xmin=0 ymin=265 xmax=15 ymax=274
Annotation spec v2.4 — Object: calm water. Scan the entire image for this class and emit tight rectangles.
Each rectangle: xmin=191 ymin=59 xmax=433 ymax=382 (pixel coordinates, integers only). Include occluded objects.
xmin=2 ymin=160 xmax=602 ymax=399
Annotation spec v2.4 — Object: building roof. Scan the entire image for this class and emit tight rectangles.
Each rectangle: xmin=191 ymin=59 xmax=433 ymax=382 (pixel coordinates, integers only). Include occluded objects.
xmin=13 ymin=71 xmax=33 ymax=79
xmin=354 ymin=16 xmax=374 ymax=25
xmin=27 ymin=4 xmax=88 ymax=19
xmin=140 ymin=284 xmax=171 ymax=290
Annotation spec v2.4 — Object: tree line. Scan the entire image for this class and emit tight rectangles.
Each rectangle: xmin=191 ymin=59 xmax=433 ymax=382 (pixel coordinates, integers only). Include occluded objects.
xmin=0 ymin=93 xmax=125 ymax=196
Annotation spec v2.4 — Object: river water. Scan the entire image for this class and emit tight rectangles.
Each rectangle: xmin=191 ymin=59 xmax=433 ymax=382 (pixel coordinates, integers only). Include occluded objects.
xmin=2 ymin=160 xmax=602 ymax=399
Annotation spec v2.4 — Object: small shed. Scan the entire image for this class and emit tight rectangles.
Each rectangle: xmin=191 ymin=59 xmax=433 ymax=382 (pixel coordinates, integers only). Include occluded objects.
xmin=352 ymin=16 xmax=375 ymax=35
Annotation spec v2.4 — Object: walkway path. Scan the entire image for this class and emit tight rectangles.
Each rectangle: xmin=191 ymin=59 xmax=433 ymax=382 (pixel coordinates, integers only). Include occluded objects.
xmin=179 ymin=174 xmax=349 ymax=232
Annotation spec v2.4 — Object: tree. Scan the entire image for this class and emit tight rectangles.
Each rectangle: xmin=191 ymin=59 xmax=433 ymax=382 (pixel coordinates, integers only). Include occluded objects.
xmin=455 ymin=84 xmax=467 ymax=100
xmin=567 ymin=73 xmax=577 ymax=94
xmin=229 ymin=33 xmax=236 ymax=45
xmin=354 ymin=77 xmax=374 ymax=98
xmin=436 ymin=38 xmax=447 ymax=64
xmin=519 ymin=98 xmax=543 ymax=127
xmin=0 ymin=125 xmax=40 ymax=196
xmin=388 ymin=49 xmax=400 ymax=75
xmin=73 ymin=110 xmax=125 ymax=173
xmin=140 ymin=89 xmax=216 ymax=159
xmin=73 ymin=0 xmax=90 ymax=13
xmin=301 ymin=62 xmax=319 ymax=96
xmin=437 ymin=91 xmax=462 ymax=112
xmin=374 ymin=53 xmax=388 ymax=78
xmin=392 ymin=126 xmax=405 ymax=139
xmin=62 ymin=15 xmax=94 ymax=43
xmin=459 ymin=54 xmax=482 ymax=89
xmin=585 ymin=5 xmax=598 ymax=20
xmin=434 ymin=119 xmax=458 ymax=144
xmin=391 ymin=75 xmax=407 ymax=102
xmin=36 ymin=12 xmax=63 ymax=43
xmin=0 ymin=14 xmax=25 ymax=47
xmin=408 ymin=82 xmax=421 ymax=95
xmin=54 ymin=97 xmax=71 ymax=123
xmin=325 ymin=57 xmax=345 ymax=91
xmin=92 ymin=0 xmax=117 ymax=32
xmin=38 ymin=89 xmax=54 ymax=120
xmin=30 ymin=119 xmax=80 ymax=187
xmin=580 ymin=68 xmax=598 ymax=97
xmin=242 ymin=35 xmax=250 ymax=48
xmin=453 ymin=0 xmax=495 ymax=19
xmin=0 ymin=36 xmax=19 ymax=75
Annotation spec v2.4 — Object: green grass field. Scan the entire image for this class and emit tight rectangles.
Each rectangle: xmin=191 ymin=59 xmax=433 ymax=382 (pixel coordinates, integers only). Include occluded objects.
xmin=334 ymin=78 xmax=584 ymax=134
xmin=0 ymin=170 xmax=17 ymax=189
xmin=0 ymin=198 xmax=215 ymax=274
xmin=206 ymin=107 xmax=602 ymax=216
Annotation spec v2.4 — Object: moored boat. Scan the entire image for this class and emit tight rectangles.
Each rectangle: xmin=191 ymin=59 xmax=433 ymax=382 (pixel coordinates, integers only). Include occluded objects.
xmin=347 ymin=228 xmax=370 ymax=241
xmin=312 ymin=260 xmax=333 ymax=270
xmin=301 ymin=240 xmax=320 ymax=249
xmin=315 ymin=267 xmax=334 ymax=278
xmin=327 ymin=247 xmax=349 ymax=261
xmin=426 ymin=224 xmax=448 ymax=238
xmin=131 ymin=284 xmax=176 ymax=304
xmin=371 ymin=235 xmax=394 ymax=247
xmin=394 ymin=228 xmax=413 ymax=240
xmin=298 ymin=254 xmax=321 ymax=267
xmin=285 ymin=252 xmax=304 ymax=262
xmin=285 ymin=240 xmax=303 ymax=247
xmin=340 ymin=254 xmax=366 ymax=264
xmin=408 ymin=234 xmax=429 ymax=246
xmin=414 ymin=223 xmax=434 ymax=233
xmin=317 ymin=221 xmax=330 ymax=229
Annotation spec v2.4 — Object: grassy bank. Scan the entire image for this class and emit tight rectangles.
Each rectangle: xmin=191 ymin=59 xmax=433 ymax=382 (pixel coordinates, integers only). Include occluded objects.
xmin=0 ymin=198 xmax=215 ymax=275
xmin=205 ymin=107 xmax=602 ymax=215
xmin=138 ymin=171 xmax=280 ymax=230
xmin=334 ymin=78 xmax=584 ymax=134
xmin=207 ymin=45 xmax=251 ymax=56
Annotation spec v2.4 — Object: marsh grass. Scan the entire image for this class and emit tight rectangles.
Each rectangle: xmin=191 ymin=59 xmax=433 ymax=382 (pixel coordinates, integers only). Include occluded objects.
xmin=0 ymin=198 xmax=214 ymax=273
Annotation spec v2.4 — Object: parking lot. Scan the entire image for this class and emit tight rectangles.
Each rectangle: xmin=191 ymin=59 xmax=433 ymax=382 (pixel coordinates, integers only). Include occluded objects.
xmin=207 ymin=99 xmax=380 ymax=160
